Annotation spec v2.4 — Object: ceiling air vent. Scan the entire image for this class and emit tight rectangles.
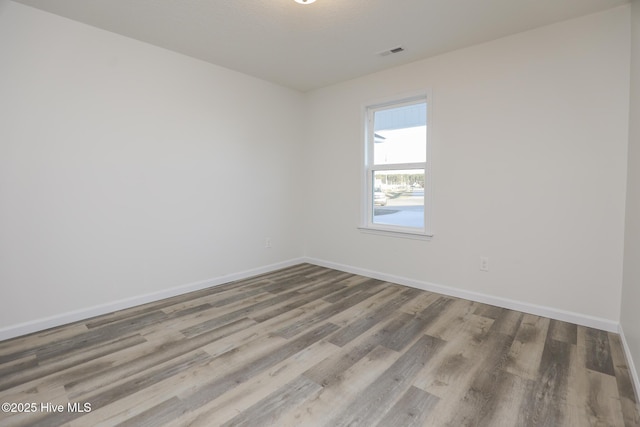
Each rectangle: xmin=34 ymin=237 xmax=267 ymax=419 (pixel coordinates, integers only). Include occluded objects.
xmin=377 ymin=46 xmax=405 ymax=57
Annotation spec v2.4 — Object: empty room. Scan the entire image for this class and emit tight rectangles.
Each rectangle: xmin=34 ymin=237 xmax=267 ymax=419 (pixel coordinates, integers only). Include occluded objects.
xmin=1 ymin=0 xmax=640 ymax=425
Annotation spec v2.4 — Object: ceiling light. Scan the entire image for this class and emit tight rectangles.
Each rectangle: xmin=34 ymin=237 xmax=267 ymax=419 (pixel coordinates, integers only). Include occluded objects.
xmin=295 ymin=0 xmax=316 ymax=4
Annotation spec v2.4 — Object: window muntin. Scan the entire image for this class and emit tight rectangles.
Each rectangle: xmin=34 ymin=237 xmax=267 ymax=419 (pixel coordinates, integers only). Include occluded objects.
xmin=364 ymin=97 xmax=430 ymax=236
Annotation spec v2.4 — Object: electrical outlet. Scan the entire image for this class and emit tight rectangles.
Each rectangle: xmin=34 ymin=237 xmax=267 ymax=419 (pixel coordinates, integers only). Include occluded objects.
xmin=265 ymin=238 xmax=272 ymax=248
xmin=479 ymin=256 xmax=489 ymax=272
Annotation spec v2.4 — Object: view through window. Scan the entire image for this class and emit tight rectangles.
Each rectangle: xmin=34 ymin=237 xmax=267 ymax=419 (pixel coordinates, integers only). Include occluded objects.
xmin=365 ymin=97 xmax=429 ymax=234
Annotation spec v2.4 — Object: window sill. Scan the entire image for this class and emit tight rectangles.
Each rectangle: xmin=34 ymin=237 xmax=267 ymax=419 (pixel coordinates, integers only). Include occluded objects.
xmin=358 ymin=226 xmax=433 ymax=241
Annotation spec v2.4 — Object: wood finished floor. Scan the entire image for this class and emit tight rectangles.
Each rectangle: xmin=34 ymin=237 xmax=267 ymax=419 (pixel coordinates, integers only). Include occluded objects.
xmin=0 ymin=264 xmax=638 ymax=427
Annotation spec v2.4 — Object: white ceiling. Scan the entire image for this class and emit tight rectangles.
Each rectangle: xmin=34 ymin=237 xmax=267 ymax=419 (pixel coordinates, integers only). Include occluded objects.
xmin=13 ymin=0 xmax=630 ymax=92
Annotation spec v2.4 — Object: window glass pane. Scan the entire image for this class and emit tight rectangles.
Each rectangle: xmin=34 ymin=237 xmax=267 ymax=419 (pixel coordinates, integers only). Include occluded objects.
xmin=373 ymin=169 xmax=425 ymax=228
xmin=373 ymin=102 xmax=426 ymax=165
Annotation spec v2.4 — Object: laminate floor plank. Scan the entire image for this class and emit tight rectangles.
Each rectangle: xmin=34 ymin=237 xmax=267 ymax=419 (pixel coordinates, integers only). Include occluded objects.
xmin=284 ymin=283 xmax=399 ymax=334
xmin=430 ymin=331 xmax=516 ymax=427
xmin=273 ymin=283 xmax=387 ymax=339
xmin=411 ymin=312 xmax=495 ymax=394
xmin=324 ymin=334 xmax=445 ymax=427
xmin=0 ymin=323 xmax=89 ymax=361
xmin=179 ymin=290 xmax=303 ymax=338
xmin=56 ymin=314 xmax=250 ymax=398
xmin=167 ymin=339 xmax=340 ymax=427
xmin=516 ymin=337 xmax=572 ymax=426
xmin=220 ymin=376 xmax=322 ymax=427
xmin=302 ymin=267 xmax=351 ymax=281
xmin=327 ymin=287 xmax=421 ymax=347
xmin=0 ymin=356 xmax=37 ymax=380
xmin=548 ymin=318 xmax=578 ymax=345
xmin=125 ymin=323 xmax=340 ymax=426
xmin=418 ymin=330 xmax=515 ymax=425
xmin=66 ymin=318 xmax=257 ymax=400
xmin=0 ymin=334 xmax=147 ymax=393
xmin=281 ymin=345 xmax=401 ymax=426
xmin=248 ymin=280 xmax=348 ymax=323
xmin=374 ymin=385 xmax=439 ymax=427
xmin=29 ymin=351 xmax=213 ymax=427
xmin=199 ymin=299 xmax=333 ymax=359
xmin=566 ymin=326 xmax=596 ymax=427
xmin=608 ymin=333 xmax=640 ymax=426
xmin=422 ymin=298 xmax=477 ymax=342
xmin=399 ymin=290 xmax=441 ymax=316
xmin=479 ymin=371 xmax=535 ymax=427
xmin=473 ymin=303 xmax=505 ymax=320
xmin=381 ymin=297 xmax=453 ymax=352
xmin=304 ymin=312 xmax=414 ymax=387
xmin=321 ymin=277 xmax=385 ymax=303
xmin=35 ymin=311 xmax=167 ymax=362
xmin=504 ymin=314 xmax=550 ymax=380
xmin=584 ymin=326 xmax=616 ymax=376
xmin=488 ymin=308 xmax=524 ymax=337
xmin=584 ymin=369 xmax=626 ymax=427
xmin=84 ymin=281 xmax=254 ymax=330
xmin=0 ymin=263 xmax=636 ymax=426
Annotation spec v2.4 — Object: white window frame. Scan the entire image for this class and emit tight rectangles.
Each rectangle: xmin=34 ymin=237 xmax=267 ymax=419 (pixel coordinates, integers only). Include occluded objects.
xmin=360 ymin=92 xmax=433 ymax=239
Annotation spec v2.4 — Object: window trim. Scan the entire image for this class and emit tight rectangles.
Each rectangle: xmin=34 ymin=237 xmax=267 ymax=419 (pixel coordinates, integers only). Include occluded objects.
xmin=360 ymin=92 xmax=433 ymax=238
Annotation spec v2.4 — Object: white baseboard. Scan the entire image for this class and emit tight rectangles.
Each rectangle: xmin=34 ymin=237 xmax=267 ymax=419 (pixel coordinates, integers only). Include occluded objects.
xmin=619 ymin=324 xmax=640 ymax=402
xmin=0 ymin=256 xmax=623 ymax=343
xmin=303 ymin=257 xmax=620 ymax=333
xmin=0 ymin=258 xmax=305 ymax=342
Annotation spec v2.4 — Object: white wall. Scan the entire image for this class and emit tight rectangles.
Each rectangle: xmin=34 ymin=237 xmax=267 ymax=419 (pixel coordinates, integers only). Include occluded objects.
xmin=621 ymin=0 xmax=640 ymax=392
xmin=0 ymin=1 xmax=305 ymax=332
xmin=304 ymin=6 xmax=631 ymax=325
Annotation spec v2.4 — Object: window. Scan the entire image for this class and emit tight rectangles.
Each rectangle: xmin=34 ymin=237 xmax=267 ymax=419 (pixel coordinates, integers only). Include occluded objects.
xmin=362 ymin=95 xmax=431 ymax=237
